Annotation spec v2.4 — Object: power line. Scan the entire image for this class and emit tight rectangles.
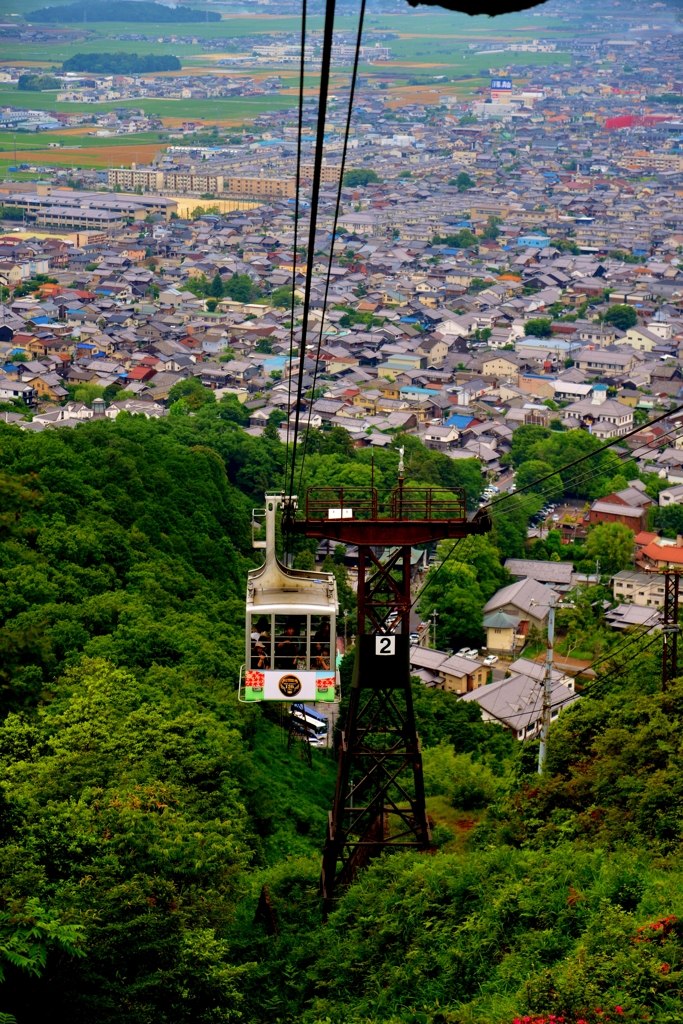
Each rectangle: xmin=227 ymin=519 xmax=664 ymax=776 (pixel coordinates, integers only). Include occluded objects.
xmin=410 ymin=536 xmax=464 ymax=610
xmin=584 ymin=634 xmax=662 ymax=696
xmin=485 ymin=402 xmax=683 ymax=519
xmin=489 ymin=434 xmax=667 ymax=522
xmin=486 ymin=420 xmax=683 ymax=528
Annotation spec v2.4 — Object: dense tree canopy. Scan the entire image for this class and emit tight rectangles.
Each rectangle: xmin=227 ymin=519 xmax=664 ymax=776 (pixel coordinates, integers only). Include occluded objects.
xmin=1 ymin=411 xmax=683 ymax=1024
xmin=32 ymin=1 xmax=220 ymax=21
xmin=342 ymin=169 xmax=379 ymax=187
xmin=61 ymin=53 xmax=181 ymax=73
xmin=603 ymin=303 xmax=638 ymax=331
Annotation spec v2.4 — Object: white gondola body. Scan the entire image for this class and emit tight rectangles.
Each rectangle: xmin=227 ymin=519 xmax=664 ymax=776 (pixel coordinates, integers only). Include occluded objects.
xmin=241 ymin=494 xmax=339 ymax=703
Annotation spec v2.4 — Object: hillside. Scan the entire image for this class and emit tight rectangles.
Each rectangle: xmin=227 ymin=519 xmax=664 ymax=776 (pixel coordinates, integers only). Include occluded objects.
xmin=0 ymin=409 xmax=682 ymax=1023
xmin=29 ymin=2 xmax=221 ymax=22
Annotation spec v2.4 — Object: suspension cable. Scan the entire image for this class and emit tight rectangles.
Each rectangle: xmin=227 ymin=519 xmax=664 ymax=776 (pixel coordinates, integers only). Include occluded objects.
xmin=284 ymin=0 xmax=308 ymax=495
xmin=287 ymin=0 xmax=338 ymax=499
xmin=296 ymin=0 xmax=368 ymax=497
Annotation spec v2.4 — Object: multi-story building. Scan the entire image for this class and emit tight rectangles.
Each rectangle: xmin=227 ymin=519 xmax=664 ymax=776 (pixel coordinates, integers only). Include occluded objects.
xmin=562 ymin=389 xmax=634 ymax=439
xmin=612 ymin=571 xmax=665 ymax=607
xmin=108 ymin=165 xmax=165 ymax=191
xmin=227 ymin=177 xmax=295 ymax=198
xmin=300 ymin=164 xmax=341 ymax=183
xmin=619 ymin=151 xmax=683 ymax=172
xmin=163 ymin=172 xmax=225 ymax=194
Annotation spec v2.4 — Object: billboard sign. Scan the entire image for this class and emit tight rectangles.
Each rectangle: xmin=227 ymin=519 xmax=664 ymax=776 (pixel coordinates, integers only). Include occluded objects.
xmin=491 ymin=78 xmax=512 ymax=91
xmin=243 ymin=668 xmax=337 ymax=702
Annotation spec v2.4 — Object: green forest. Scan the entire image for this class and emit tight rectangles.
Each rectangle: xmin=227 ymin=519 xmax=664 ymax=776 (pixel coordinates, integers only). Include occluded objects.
xmin=0 ymin=408 xmax=682 ymax=1023
xmin=61 ymin=53 xmax=182 ymax=74
xmin=29 ymin=1 xmax=221 ymax=22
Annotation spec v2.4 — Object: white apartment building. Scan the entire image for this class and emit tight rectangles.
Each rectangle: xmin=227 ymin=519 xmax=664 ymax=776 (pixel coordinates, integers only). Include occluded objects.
xmin=108 ymin=164 xmax=165 ymax=191
xmin=612 ymin=570 xmax=665 ymax=607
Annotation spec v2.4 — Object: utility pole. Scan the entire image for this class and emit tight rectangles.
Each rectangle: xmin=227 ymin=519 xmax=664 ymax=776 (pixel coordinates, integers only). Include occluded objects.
xmin=538 ymin=594 xmax=557 ymax=774
xmin=432 ymin=607 xmax=438 ymax=649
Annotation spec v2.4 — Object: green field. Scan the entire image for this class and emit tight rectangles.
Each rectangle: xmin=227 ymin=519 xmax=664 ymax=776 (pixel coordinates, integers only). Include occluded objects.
xmin=0 ymin=85 xmax=297 ymax=119
xmin=0 ymin=128 xmax=161 ymax=149
xmin=0 ymin=0 xmax=575 ymax=132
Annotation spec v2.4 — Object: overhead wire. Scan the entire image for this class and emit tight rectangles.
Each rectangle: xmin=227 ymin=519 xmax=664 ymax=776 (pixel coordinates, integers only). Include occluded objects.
xmin=296 ymin=0 xmax=368 ymax=497
xmin=484 ymin=419 xmax=683 ymax=528
xmin=412 ymin=413 xmax=683 ymax=628
xmin=287 ymin=0 xmax=338 ymax=500
xmin=484 ymin=400 xmax=683 ymax=519
xmin=583 ymin=634 xmax=663 ymax=696
xmin=410 ymin=536 xmax=464 ymax=610
xmin=491 ymin=423 xmax=682 ymax=520
xmin=587 ymin=621 xmax=661 ymax=674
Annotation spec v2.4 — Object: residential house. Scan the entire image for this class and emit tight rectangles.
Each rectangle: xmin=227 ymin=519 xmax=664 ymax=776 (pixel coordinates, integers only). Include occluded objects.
xmin=562 ymin=387 xmax=634 ymax=438
xmin=658 ymin=483 xmax=683 ymax=507
xmin=416 ymin=335 xmax=449 ymax=367
xmin=482 ymin=577 xmax=556 ymax=633
xmin=408 ymin=647 xmax=487 ymax=693
xmin=625 ymin=326 xmax=665 ymax=352
xmin=574 ymin=346 xmax=640 ymax=375
xmin=25 ymin=372 xmax=68 ymax=401
xmin=0 ymin=376 xmax=36 ymax=406
xmin=479 ymin=353 xmax=521 ymax=378
xmin=459 ymin=657 xmax=578 ymax=740
xmin=504 ymin=559 xmax=574 ymax=587
xmin=423 ymin=423 xmax=459 ymax=451
xmin=604 ymin=604 xmax=662 ymax=631
xmin=438 ymin=653 xmax=488 ymax=694
xmin=409 ymin=647 xmax=450 ymax=687
xmin=483 ymin=611 xmax=523 ymax=656
xmin=639 ymin=535 xmax=683 ymax=569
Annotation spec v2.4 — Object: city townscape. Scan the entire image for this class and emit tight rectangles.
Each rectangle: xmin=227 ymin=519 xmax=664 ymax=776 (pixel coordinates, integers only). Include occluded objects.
xmin=3 ymin=0 xmax=683 ymax=1020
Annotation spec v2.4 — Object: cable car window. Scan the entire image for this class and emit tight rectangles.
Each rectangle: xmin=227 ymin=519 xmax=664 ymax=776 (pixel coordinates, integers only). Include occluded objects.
xmin=311 ymin=615 xmax=332 ymax=671
xmin=275 ymin=615 xmax=307 ymax=670
xmin=250 ymin=614 xmax=272 ymax=669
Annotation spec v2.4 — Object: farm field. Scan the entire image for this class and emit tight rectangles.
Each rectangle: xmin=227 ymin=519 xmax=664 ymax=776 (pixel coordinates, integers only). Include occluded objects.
xmin=0 ymin=142 xmax=166 ymax=169
xmin=0 ymin=128 xmax=163 ymax=149
xmin=0 ymin=86 xmax=298 ymax=120
xmin=0 ymin=0 xmax=577 ymax=170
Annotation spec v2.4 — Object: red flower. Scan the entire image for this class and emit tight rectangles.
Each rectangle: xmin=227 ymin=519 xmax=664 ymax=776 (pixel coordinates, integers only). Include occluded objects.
xmin=615 ymin=1008 xmax=623 ymax=1015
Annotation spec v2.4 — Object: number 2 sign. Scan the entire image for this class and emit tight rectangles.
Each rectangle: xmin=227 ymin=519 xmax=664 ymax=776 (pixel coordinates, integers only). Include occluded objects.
xmin=375 ymin=636 xmax=396 ymax=657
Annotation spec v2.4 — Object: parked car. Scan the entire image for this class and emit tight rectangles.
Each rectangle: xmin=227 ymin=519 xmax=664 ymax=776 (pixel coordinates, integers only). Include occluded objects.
xmin=465 ymin=648 xmax=479 ymax=659
xmin=455 ymin=647 xmax=470 ymax=658
xmin=483 ymin=654 xmax=498 ymax=666
xmin=409 ymin=632 xmax=419 ymax=643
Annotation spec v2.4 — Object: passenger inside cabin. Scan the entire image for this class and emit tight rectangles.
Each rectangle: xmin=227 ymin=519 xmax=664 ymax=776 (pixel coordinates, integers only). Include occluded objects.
xmin=251 ymin=616 xmax=271 ymax=668
xmin=275 ymin=616 xmax=306 ymax=670
xmin=312 ymin=618 xmax=331 ymax=670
